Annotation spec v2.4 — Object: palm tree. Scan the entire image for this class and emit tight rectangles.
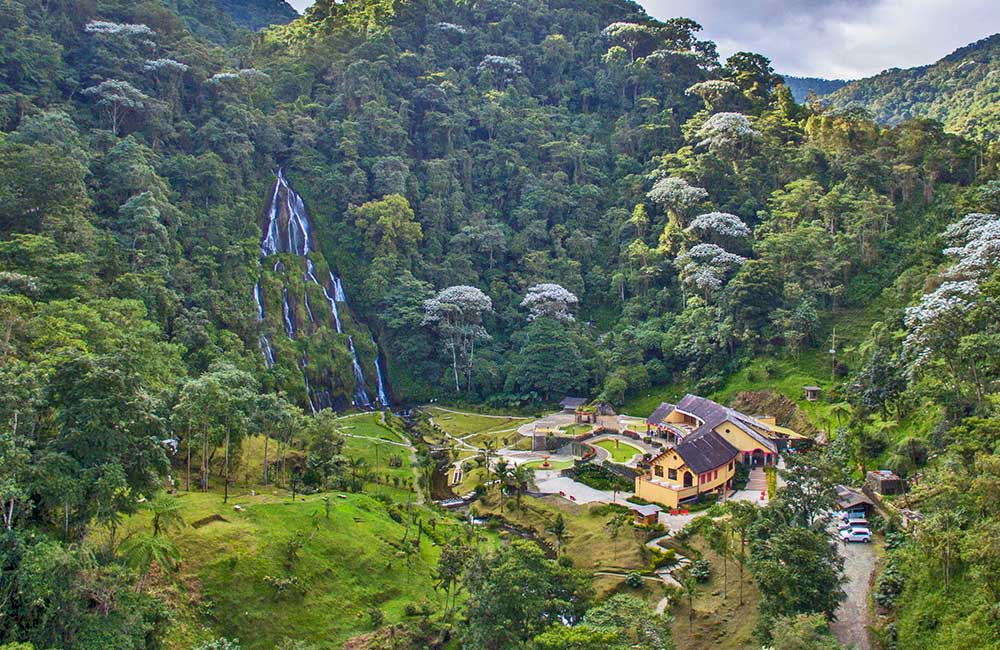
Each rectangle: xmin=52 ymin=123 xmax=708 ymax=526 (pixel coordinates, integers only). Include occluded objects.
xmin=727 ymin=501 xmax=756 ymax=606
xmin=122 ymin=533 xmax=181 ymax=592
xmin=707 ymin=518 xmax=730 ymax=599
xmin=546 ymin=513 xmax=569 ymax=555
xmin=681 ymin=573 xmax=698 ymax=631
xmin=494 ymin=459 xmax=510 ymax=510
xmin=830 ymin=401 xmax=853 ymax=430
xmin=146 ymin=495 xmax=184 ymax=537
xmin=510 ymin=464 xmax=531 ymax=512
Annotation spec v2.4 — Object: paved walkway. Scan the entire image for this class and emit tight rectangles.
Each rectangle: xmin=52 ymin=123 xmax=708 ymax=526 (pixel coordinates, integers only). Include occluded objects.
xmin=533 ymin=474 xmax=631 ymax=505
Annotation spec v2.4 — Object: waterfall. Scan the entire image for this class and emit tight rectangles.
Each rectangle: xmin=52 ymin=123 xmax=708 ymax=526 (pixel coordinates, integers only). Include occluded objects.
xmin=299 ymin=354 xmax=317 ymax=415
xmin=281 ymin=287 xmax=296 ymax=339
xmin=348 ymin=336 xmax=373 ymax=409
xmin=259 ymin=335 xmax=276 ymax=368
xmin=305 ymin=258 xmax=320 ymax=284
xmin=255 ymin=167 xmax=388 ymax=412
xmin=321 ymin=275 xmax=343 ymax=333
xmin=373 ymin=338 xmax=390 ymax=408
xmin=253 ymin=282 xmax=265 ymax=322
xmin=333 ymin=276 xmax=347 ymax=302
xmin=303 ymin=285 xmax=316 ymax=325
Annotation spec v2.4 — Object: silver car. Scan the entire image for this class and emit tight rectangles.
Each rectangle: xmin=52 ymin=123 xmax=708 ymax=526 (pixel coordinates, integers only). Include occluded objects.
xmin=839 ymin=527 xmax=872 ymax=543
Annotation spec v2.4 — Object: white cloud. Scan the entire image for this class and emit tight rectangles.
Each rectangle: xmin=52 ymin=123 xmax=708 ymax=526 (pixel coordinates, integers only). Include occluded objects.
xmin=643 ymin=0 xmax=999 ymax=78
xmin=286 ymin=0 xmax=314 ymax=12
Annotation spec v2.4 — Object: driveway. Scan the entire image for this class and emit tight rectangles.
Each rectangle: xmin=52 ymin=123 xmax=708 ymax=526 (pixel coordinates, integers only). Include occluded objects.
xmin=831 ymin=536 xmax=877 ymax=650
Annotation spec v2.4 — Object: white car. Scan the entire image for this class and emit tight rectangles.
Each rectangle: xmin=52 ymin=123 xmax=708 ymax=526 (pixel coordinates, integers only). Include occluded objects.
xmin=840 ymin=527 xmax=872 ymax=543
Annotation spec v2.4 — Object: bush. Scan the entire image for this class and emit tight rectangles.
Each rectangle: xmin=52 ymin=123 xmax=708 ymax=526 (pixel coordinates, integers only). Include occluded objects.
xmin=570 ymin=463 xmax=633 ymax=492
xmin=690 ymin=559 xmax=711 ymax=583
xmin=403 ymin=601 xmax=434 ymax=617
xmin=368 ymin=607 xmax=385 ymax=628
xmin=194 ymin=640 xmax=242 ymax=650
xmin=874 ymin=555 xmax=905 ymax=609
xmin=624 ymin=571 xmax=644 ymax=588
xmin=649 ymin=547 xmax=677 ymax=571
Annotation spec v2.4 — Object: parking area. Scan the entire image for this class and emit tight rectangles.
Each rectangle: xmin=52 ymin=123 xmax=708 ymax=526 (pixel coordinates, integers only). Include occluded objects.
xmin=831 ymin=533 xmax=877 ymax=650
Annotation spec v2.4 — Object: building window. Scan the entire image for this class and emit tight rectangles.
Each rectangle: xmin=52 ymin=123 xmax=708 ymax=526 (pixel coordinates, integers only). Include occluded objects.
xmin=668 ymin=468 xmax=677 ymax=480
xmin=729 ymin=461 xmax=734 ymax=471
xmin=713 ymin=470 xmax=718 ymax=480
xmin=654 ymin=466 xmax=663 ymax=477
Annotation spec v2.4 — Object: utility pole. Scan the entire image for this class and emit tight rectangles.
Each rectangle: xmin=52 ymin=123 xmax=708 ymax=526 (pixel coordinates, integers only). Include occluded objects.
xmin=829 ymin=327 xmax=837 ymax=383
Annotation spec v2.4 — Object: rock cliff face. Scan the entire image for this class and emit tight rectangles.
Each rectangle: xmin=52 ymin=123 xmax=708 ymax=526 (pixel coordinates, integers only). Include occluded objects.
xmin=731 ymin=390 xmax=820 ymax=437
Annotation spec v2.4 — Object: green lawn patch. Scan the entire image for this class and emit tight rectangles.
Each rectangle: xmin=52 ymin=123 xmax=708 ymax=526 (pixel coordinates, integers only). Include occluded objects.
xmin=523 ymin=459 xmax=574 ymax=470
xmin=594 ymin=439 xmax=644 ymax=464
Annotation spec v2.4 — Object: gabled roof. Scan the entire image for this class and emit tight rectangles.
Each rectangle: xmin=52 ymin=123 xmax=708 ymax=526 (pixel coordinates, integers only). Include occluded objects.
xmin=674 ymin=430 xmax=740 ymax=475
xmin=835 ymin=485 xmax=875 ymax=510
xmin=647 ymin=402 xmax=676 ymax=425
xmin=675 ymin=394 xmax=779 ymax=453
xmin=559 ymin=396 xmax=588 ymax=409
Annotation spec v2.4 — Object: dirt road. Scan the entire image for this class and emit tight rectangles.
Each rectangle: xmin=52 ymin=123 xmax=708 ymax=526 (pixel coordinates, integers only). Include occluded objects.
xmin=831 ymin=537 xmax=877 ymax=650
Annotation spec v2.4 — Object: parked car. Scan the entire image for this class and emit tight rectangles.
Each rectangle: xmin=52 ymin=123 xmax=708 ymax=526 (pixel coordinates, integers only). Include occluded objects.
xmin=837 ymin=518 xmax=869 ymax=532
xmin=840 ymin=527 xmax=872 ymax=543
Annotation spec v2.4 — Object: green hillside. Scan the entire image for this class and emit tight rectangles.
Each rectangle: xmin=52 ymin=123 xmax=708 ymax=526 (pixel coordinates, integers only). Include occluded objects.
xmin=824 ymin=33 xmax=1000 ymax=138
xmin=3 ymin=0 xmax=1000 ymax=649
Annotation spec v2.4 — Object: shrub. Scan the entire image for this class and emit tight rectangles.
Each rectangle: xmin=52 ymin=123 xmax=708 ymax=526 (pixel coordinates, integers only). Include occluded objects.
xmin=368 ymin=607 xmax=385 ymax=628
xmin=624 ymin=571 xmax=644 ymax=588
xmin=649 ymin=547 xmax=677 ymax=571
xmin=194 ymin=640 xmax=242 ymax=650
xmin=403 ymin=601 xmax=434 ymax=617
xmin=690 ymin=559 xmax=711 ymax=583
xmin=875 ymin=556 xmax=905 ymax=609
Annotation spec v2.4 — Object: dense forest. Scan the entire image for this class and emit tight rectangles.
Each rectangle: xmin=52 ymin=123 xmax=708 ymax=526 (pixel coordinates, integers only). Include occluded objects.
xmin=823 ymin=33 xmax=1000 ymax=140
xmin=2 ymin=0 xmax=1000 ymax=648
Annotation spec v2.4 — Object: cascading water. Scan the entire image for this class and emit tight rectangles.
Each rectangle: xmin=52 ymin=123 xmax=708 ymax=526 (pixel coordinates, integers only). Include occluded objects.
xmin=299 ymin=353 xmax=317 ymax=414
xmin=373 ymin=337 xmax=390 ymax=408
xmin=255 ymin=167 xmax=389 ymax=410
xmin=303 ymin=284 xmax=316 ymax=325
xmin=253 ymin=282 xmax=265 ymax=321
xmin=321 ymin=273 xmax=343 ymax=334
xmin=260 ymin=335 xmax=276 ymax=368
xmin=348 ymin=336 xmax=373 ymax=409
xmin=281 ymin=287 xmax=296 ymax=339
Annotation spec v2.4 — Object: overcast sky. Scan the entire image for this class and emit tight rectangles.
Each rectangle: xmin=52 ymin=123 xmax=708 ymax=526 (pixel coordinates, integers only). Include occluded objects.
xmin=285 ymin=0 xmax=999 ymax=79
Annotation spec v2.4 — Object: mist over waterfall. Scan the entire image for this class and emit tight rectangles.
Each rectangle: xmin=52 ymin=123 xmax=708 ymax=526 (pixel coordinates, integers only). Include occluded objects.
xmin=254 ymin=167 xmax=390 ymax=410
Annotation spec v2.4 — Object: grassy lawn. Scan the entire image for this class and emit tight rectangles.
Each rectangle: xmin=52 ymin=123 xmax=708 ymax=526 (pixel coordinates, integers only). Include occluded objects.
xmin=559 ymin=423 xmax=594 ymax=436
xmin=670 ymin=534 xmax=760 ymax=650
xmin=523 ymin=459 xmax=574 ymax=470
xmin=425 ymin=407 xmax=529 ymax=438
xmin=594 ymin=439 xmax=645 ymax=464
xmin=475 ymin=493 xmax=647 ymax=573
xmin=121 ymin=490 xmax=479 ymax=650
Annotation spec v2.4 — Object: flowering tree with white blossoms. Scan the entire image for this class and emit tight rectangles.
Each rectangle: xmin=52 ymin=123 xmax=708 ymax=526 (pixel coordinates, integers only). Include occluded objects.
xmin=423 ymin=285 xmax=494 ymax=393
xmin=601 ymin=22 xmax=657 ymax=62
xmin=903 ymin=212 xmax=1000 ymax=403
xmin=520 ymin=283 xmax=579 ymax=322
xmin=646 ymin=177 xmax=708 ymax=226
xmin=85 ymin=21 xmax=155 ymax=37
xmin=695 ymin=112 xmax=761 ymax=170
xmin=685 ymin=80 xmax=739 ymax=110
xmin=81 ymin=79 xmax=154 ymax=136
xmin=686 ymin=211 xmax=751 ymax=245
xmin=478 ymin=56 xmax=522 ymax=89
xmin=674 ymin=243 xmax=746 ymax=301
